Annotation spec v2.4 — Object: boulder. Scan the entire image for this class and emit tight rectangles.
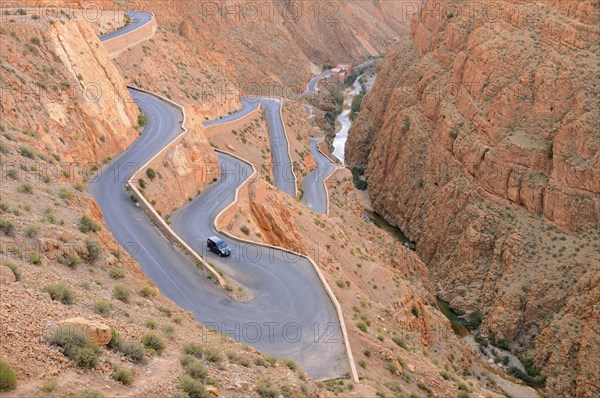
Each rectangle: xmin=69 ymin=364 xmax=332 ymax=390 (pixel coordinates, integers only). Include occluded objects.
xmin=0 ymin=266 xmax=16 ymax=284
xmin=57 ymin=318 xmax=112 ymax=345
xmin=205 ymin=385 xmax=219 ymax=396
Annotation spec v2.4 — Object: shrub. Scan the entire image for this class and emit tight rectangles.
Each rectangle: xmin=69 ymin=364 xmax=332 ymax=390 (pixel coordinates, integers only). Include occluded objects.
xmin=392 ymin=336 xmax=408 ymax=349
xmin=141 ymin=333 xmax=165 ymax=354
xmin=356 ymin=322 xmax=368 ymax=333
xmin=363 ymin=349 xmax=372 ymax=357
xmin=465 ymin=310 xmax=483 ymax=330
xmin=44 ymin=284 xmax=74 ymax=304
xmin=92 ymin=300 xmax=113 ymax=317
xmin=180 ymin=354 xmax=196 ymax=366
xmin=112 ymin=367 xmax=134 ymax=385
xmin=119 ymin=341 xmax=146 ymax=364
xmin=17 ymin=183 xmax=33 ymax=194
xmin=253 ymin=357 xmax=270 ymax=367
xmin=3 ymin=262 xmax=21 ymax=281
xmin=25 ymin=223 xmax=41 ymax=238
xmin=85 ymin=239 xmax=102 ymax=261
xmin=50 ymin=327 xmax=101 ymax=369
xmin=402 ymin=117 xmax=411 ymax=131
xmin=546 ymin=140 xmax=554 ymax=159
xmin=113 ymin=284 xmax=131 ymax=302
xmin=137 ymin=114 xmax=148 ymax=127
xmin=108 ymin=267 xmax=125 ymax=279
xmin=74 ymin=346 xmax=101 ymax=369
xmin=180 ymin=376 xmax=208 ymax=398
xmin=185 ymin=360 xmax=207 ymax=379
xmin=28 ymin=252 xmax=42 ymax=265
xmin=257 ymin=379 xmax=280 ymax=398
xmin=283 ymin=358 xmax=297 ymax=370
xmin=140 ymin=285 xmax=157 ymax=298
xmin=457 ymin=391 xmax=469 ymax=398
xmin=144 ymin=319 xmax=157 ymax=329
xmin=358 ymin=360 xmax=367 ymax=368
xmin=59 ymin=188 xmax=72 ymax=200
xmin=79 ymin=215 xmax=100 ymax=233
xmin=146 ymin=168 xmax=156 ymax=180
xmin=18 ymin=145 xmax=35 ymax=159
xmin=0 ymin=358 xmax=17 ymax=392
xmin=59 ymin=252 xmax=82 ymax=269
xmin=41 ymin=379 xmax=57 ymax=392
xmin=182 ymin=342 xmax=204 ymax=358
xmin=412 ymin=306 xmax=419 ymax=317
xmin=240 ymin=225 xmax=250 ymax=235
xmin=0 ymin=219 xmax=15 ymax=236
xmin=76 ymin=390 xmax=105 ymax=398
xmin=203 ymin=347 xmax=222 ymax=363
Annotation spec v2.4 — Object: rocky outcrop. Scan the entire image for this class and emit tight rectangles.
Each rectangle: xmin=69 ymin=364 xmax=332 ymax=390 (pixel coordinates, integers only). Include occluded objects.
xmin=0 ymin=19 xmax=139 ymax=170
xmin=0 ymin=267 xmax=17 ymax=284
xmin=137 ymin=108 xmax=219 ymax=215
xmin=346 ymin=1 xmax=599 ymax=396
xmin=57 ymin=318 xmax=112 ymax=345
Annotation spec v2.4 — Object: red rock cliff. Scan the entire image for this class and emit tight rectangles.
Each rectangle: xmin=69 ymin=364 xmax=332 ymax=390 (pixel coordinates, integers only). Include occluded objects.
xmin=346 ymin=1 xmax=599 ymax=397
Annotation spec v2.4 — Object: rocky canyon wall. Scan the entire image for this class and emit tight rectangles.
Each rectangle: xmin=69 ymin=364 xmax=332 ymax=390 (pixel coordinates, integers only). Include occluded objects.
xmin=346 ymin=1 xmax=599 ymax=397
xmin=1 ymin=19 xmax=139 ymax=169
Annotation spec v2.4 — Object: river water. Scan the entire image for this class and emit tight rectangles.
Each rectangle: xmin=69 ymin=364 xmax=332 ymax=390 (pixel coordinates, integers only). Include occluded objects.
xmin=332 ymin=73 xmax=376 ymax=164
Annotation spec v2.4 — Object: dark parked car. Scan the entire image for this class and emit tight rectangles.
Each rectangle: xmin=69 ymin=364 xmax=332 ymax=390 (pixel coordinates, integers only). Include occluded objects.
xmin=207 ymin=236 xmax=231 ymax=257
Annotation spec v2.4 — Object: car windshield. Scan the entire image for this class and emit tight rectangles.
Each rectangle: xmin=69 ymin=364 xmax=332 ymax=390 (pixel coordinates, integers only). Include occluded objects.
xmin=217 ymin=242 xmax=227 ymax=249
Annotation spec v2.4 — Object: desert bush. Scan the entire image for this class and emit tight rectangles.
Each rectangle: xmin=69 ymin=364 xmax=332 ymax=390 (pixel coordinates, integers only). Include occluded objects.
xmin=356 ymin=322 xmax=368 ymax=333
xmin=185 ymin=360 xmax=207 ymax=379
xmin=79 ymin=215 xmax=100 ymax=233
xmin=0 ymin=219 xmax=15 ymax=236
xmin=76 ymin=390 xmax=105 ymax=398
xmin=144 ymin=319 xmax=157 ymax=329
xmin=257 ymin=379 xmax=280 ymax=398
xmin=108 ymin=267 xmax=125 ymax=279
xmin=24 ymin=223 xmax=41 ymax=238
xmin=180 ymin=376 xmax=208 ymax=398
xmin=200 ymin=347 xmax=221 ymax=363
xmin=139 ymin=285 xmax=157 ymax=298
xmin=40 ymin=379 xmax=57 ymax=392
xmin=283 ymin=358 xmax=297 ymax=370
xmin=392 ymin=336 xmax=408 ymax=349
xmin=119 ymin=341 xmax=147 ymax=364
xmin=240 ymin=226 xmax=250 ymax=235
xmin=43 ymin=284 xmax=74 ymax=304
xmin=141 ymin=333 xmax=165 ymax=354
xmin=0 ymin=358 xmax=17 ymax=392
xmin=113 ymin=284 xmax=131 ymax=302
xmin=92 ymin=300 xmax=113 ymax=317
xmin=3 ymin=262 xmax=21 ymax=281
xmin=112 ymin=366 xmax=134 ymax=385
xmin=182 ymin=343 xmax=203 ymax=358
xmin=457 ymin=391 xmax=469 ymax=398
xmin=50 ymin=327 xmax=101 ymax=369
xmin=17 ymin=183 xmax=33 ymax=194
xmin=253 ymin=357 xmax=270 ymax=367
xmin=59 ymin=252 xmax=82 ymax=269
xmin=59 ymin=188 xmax=72 ymax=200
xmin=85 ymin=239 xmax=102 ymax=261
xmin=146 ymin=168 xmax=156 ymax=180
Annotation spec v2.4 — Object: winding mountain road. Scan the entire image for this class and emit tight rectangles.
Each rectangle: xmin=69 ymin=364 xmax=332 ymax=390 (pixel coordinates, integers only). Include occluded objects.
xmin=92 ymin=12 xmax=349 ymax=380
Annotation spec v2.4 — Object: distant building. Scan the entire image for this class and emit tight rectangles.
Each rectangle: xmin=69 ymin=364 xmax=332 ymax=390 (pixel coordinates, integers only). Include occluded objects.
xmin=330 ymin=64 xmax=353 ymax=83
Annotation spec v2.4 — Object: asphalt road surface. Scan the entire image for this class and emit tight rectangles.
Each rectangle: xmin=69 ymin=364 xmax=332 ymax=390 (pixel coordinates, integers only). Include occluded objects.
xmin=301 ymin=138 xmax=338 ymax=214
xmin=90 ymin=89 xmax=348 ymax=379
xmin=99 ymin=11 xmax=153 ymax=42
xmin=92 ymin=12 xmax=348 ymax=379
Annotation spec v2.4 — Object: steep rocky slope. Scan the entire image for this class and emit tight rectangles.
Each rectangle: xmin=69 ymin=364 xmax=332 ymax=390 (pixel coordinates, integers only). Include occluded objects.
xmin=0 ymin=13 xmax=320 ymax=398
xmin=112 ymin=0 xmax=420 ymax=101
xmin=346 ymin=1 xmax=599 ymax=397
